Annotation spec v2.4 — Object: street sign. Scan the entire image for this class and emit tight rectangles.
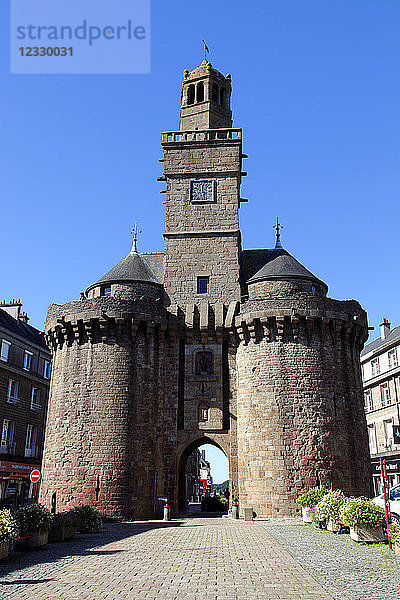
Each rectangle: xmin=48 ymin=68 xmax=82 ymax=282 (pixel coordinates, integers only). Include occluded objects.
xmin=30 ymin=469 xmax=41 ymax=484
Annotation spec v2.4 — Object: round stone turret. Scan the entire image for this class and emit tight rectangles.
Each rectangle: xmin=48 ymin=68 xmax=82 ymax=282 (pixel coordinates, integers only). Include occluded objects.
xmin=39 ymin=242 xmax=171 ymax=520
xmin=235 ymin=245 xmax=371 ymax=518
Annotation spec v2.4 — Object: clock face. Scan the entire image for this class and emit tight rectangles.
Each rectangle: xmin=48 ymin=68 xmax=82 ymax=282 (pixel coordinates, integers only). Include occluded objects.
xmin=190 ymin=180 xmax=216 ymax=203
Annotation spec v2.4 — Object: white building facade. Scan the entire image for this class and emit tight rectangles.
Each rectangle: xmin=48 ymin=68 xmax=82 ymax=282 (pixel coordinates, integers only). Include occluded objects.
xmin=361 ymin=318 xmax=400 ymax=494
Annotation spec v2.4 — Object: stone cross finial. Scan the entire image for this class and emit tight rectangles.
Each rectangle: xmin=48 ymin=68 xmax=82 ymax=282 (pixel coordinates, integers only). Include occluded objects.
xmin=131 ymin=223 xmax=142 ymax=253
xmin=273 ymin=217 xmax=283 ymax=249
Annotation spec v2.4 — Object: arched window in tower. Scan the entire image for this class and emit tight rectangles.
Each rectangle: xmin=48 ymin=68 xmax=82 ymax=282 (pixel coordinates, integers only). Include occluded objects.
xmin=195 ymin=349 xmax=213 ymax=377
xmin=187 ymin=84 xmax=195 ymax=105
xmin=211 ymin=84 xmax=219 ymax=103
xmin=196 ymin=82 xmax=204 ymax=103
xmin=220 ymin=88 xmax=226 ymax=107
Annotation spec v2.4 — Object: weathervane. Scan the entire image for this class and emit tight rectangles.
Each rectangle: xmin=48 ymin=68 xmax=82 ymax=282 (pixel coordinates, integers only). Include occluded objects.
xmin=273 ymin=217 xmax=283 ymax=249
xmin=131 ymin=222 xmax=142 ymax=253
xmin=202 ymin=40 xmax=210 ymax=61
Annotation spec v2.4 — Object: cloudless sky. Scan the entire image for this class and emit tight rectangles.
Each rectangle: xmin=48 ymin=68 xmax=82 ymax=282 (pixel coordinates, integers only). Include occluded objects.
xmin=200 ymin=444 xmax=229 ymax=484
xmin=2 ymin=0 xmax=398 ymax=484
xmin=1 ymin=0 xmax=399 ymax=341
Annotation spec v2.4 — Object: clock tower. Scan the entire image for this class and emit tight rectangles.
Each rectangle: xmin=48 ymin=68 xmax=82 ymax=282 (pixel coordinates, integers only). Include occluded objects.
xmin=161 ymin=60 xmax=246 ymax=305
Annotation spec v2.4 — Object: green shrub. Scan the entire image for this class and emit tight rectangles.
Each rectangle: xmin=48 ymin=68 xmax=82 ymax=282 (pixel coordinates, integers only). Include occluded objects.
xmin=315 ymin=490 xmax=346 ymax=522
xmin=339 ymin=498 xmax=386 ymax=529
xmin=16 ymin=504 xmax=52 ymax=534
xmin=71 ymin=505 xmax=102 ymax=533
xmin=50 ymin=510 xmax=80 ymax=529
xmin=0 ymin=509 xmax=19 ymax=543
xmin=296 ymin=487 xmax=328 ymax=508
xmin=387 ymin=522 xmax=400 ymax=545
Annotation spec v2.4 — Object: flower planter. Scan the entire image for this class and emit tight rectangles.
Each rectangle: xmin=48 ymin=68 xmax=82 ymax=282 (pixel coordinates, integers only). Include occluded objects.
xmin=327 ymin=518 xmax=340 ymax=533
xmin=302 ymin=506 xmax=314 ymax=523
xmin=49 ymin=525 xmax=77 ymax=542
xmin=63 ymin=526 xmax=77 ymax=540
xmin=350 ymin=525 xmax=385 ymax=543
xmin=28 ymin=527 xmax=49 ymax=548
xmin=0 ymin=541 xmax=9 ymax=560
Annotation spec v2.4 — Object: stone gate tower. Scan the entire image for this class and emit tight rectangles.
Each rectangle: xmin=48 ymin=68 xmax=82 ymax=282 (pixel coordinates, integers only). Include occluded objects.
xmin=40 ymin=59 xmax=372 ymax=520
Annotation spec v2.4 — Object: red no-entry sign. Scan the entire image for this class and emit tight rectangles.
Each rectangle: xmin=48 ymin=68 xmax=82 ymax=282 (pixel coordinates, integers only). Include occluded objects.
xmin=30 ymin=469 xmax=41 ymax=484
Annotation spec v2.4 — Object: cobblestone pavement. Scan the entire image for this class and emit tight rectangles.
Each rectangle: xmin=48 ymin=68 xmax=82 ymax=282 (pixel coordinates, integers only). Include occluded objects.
xmin=0 ymin=517 xmax=333 ymax=600
xmin=263 ymin=519 xmax=400 ymax=600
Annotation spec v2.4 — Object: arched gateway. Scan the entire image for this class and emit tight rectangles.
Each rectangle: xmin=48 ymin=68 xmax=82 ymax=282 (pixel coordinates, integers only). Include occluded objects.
xmin=40 ymin=58 xmax=372 ymax=521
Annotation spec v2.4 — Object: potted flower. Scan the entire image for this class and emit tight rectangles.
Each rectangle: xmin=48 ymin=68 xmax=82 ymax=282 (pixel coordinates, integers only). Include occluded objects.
xmin=49 ymin=510 xmax=79 ymax=542
xmin=387 ymin=522 xmax=400 ymax=557
xmin=16 ymin=504 xmax=52 ymax=548
xmin=0 ymin=509 xmax=19 ymax=559
xmin=315 ymin=490 xmax=346 ymax=533
xmin=71 ymin=505 xmax=102 ymax=533
xmin=340 ymin=498 xmax=386 ymax=543
xmin=296 ymin=487 xmax=328 ymax=523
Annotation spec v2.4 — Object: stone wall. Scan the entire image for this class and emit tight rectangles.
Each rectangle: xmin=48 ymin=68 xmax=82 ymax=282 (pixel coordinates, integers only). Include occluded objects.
xmin=235 ymin=287 xmax=371 ymax=518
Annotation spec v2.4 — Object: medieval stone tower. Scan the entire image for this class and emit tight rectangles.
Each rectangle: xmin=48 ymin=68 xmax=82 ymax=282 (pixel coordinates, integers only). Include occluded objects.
xmin=40 ymin=59 xmax=372 ymax=519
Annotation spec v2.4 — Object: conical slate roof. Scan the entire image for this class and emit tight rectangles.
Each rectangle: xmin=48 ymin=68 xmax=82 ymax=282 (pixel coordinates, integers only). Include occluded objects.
xmin=86 ymin=246 xmax=161 ymax=293
xmin=247 ymin=248 xmax=327 ymax=289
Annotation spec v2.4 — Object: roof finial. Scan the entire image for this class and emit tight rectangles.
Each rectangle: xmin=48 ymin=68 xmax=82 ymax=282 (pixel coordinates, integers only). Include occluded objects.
xmin=130 ymin=222 xmax=142 ymax=253
xmin=273 ymin=217 xmax=283 ymax=249
xmin=202 ymin=40 xmax=210 ymax=62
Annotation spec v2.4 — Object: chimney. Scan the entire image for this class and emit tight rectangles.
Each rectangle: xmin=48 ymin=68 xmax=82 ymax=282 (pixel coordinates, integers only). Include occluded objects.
xmin=0 ymin=299 xmax=23 ymax=321
xmin=380 ymin=318 xmax=391 ymax=340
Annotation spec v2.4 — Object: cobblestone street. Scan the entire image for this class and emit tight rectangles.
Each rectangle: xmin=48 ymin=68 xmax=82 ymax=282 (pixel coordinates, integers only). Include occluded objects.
xmin=0 ymin=517 xmax=399 ymax=600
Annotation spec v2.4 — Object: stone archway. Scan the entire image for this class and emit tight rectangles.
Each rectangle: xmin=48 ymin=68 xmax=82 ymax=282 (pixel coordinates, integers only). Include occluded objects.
xmin=176 ymin=435 xmax=230 ymax=513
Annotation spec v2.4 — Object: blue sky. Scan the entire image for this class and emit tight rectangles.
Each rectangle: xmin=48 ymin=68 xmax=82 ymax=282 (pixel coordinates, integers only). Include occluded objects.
xmin=1 ymin=1 xmax=399 ymax=341
xmin=3 ymin=0 xmax=398 ymax=486
xmin=200 ymin=445 xmax=229 ymax=485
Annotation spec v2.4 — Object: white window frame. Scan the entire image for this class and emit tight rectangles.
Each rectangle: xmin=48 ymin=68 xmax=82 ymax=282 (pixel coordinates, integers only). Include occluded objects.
xmin=25 ymin=424 xmax=37 ymax=458
xmin=380 ymin=382 xmax=391 ymax=407
xmin=364 ymin=390 xmax=373 ymax=411
xmin=43 ymin=360 xmax=51 ymax=379
xmin=383 ymin=419 xmax=394 ymax=449
xmin=371 ymin=358 xmax=380 ymax=377
xmin=30 ymin=387 xmax=41 ymax=410
xmin=368 ymin=424 xmax=377 ymax=454
xmin=0 ymin=340 xmax=11 ymax=362
xmin=7 ymin=379 xmax=19 ymax=404
xmin=388 ymin=348 xmax=398 ymax=369
xmin=23 ymin=350 xmax=33 ymax=371
xmin=1 ymin=419 xmax=15 ymax=454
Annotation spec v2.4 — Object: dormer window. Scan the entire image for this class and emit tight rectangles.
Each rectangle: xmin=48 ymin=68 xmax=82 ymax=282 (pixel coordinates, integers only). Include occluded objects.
xmin=101 ymin=286 xmax=111 ymax=297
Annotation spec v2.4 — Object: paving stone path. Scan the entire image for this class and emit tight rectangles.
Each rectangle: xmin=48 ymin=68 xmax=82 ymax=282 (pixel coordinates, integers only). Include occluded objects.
xmin=0 ymin=517 xmax=333 ymax=600
xmin=263 ymin=519 xmax=400 ymax=600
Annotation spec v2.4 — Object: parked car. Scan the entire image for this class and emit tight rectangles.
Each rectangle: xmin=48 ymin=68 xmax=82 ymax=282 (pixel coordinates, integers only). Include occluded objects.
xmin=372 ymin=482 xmax=400 ymax=523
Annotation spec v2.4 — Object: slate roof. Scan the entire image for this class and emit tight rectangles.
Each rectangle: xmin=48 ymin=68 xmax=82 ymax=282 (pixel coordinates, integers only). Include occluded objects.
xmin=0 ymin=308 xmax=47 ymax=349
xmin=360 ymin=324 xmax=400 ymax=358
xmin=86 ymin=249 xmax=162 ymax=293
xmin=242 ymin=248 xmax=327 ymax=288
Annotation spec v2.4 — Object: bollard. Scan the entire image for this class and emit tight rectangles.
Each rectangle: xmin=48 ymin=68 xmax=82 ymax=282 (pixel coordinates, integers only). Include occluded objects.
xmin=163 ymin=499 xmax=171 ymax=521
